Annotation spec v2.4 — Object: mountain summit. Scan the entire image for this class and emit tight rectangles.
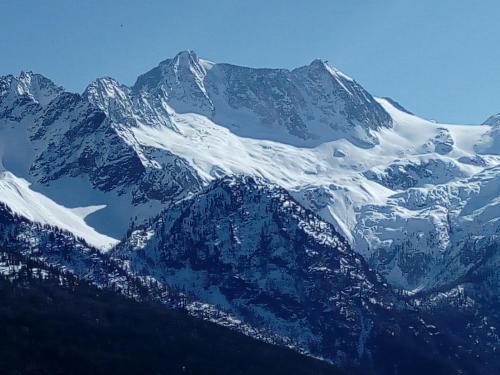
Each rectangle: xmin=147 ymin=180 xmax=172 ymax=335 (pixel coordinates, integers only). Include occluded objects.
xmin=129 ymin=50 xmax=392 ymax=146
xmin=1 ymin=51 xmax=499 ymax=374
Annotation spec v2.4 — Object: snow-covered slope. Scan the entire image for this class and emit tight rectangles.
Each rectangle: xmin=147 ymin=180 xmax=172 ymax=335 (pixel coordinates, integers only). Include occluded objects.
xmin=132 ymin=50 xmax=392 ymax=147
xmin=483 ymin=112 xmax=500 ymax=126
xmin=0 ymin=170 xmax=116 ymax=249
xmin=111 ymin=175 xmax=500 ymax=369
xmin=0 ymin=69 xmax=202 ymax=241
xmin=1 ymin=51 xmax=499 ymax=294
xmin=1 ymin=184 xmax=497 ymax=374
xmin=126 ymin=92 xmax=498 ymax=290
xmin=1 ymin=52 xmax=500 ymax=373
xmin=112 ymin=176 xmax=398 ymax=362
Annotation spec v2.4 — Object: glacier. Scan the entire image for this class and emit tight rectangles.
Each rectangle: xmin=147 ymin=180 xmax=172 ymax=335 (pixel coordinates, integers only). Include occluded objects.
xmin=1 ymin=50 xmax=500 ymax=293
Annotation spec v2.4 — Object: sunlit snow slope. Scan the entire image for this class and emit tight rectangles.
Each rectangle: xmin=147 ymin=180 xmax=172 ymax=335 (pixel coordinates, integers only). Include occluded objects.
xmin=1 ymin=51 xmax=500 ymax=291
xmin=129 ymin=95 xmax=499 ymax=289
xmin=0 ymin=170 xmax=117 ymax=249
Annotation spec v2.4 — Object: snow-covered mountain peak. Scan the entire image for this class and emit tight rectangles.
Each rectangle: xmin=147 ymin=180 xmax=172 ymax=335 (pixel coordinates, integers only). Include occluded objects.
xmin=8 ymin=71 xmax=63 ymax=107
xmin=132 ymin=50 xmax=213 ymax=116
xmin=0 ymin=71 xmax=63 ymax=123
xmin=130 ymin=51 xmax=390 ymax=135
xmin=154 ymin=50 xmax=207 ymax=80
xmin=133 ymin=50 xmax=207 ymax=90
xmin=306 ymin=58 xmax=354 ymax=82
xmin=2 ymin=55 xmax=499 ymax=298
xmin=83 ymin=76 xmax=131 ymax=112
xmin=84 ymin=76 xmax=125 ymax=95
xmin=483 ymin=113 xmax=500 ymax=126
xmin=171 ymin=49 xmax=204 ymax=68
xmin=131 ymin=51 xmax=391 ymax=146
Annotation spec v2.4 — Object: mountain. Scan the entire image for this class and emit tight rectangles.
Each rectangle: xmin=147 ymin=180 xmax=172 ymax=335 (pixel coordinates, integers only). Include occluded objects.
xmin=131 ymin=50 xmax=392 ymax=147
xmin=1 ymin=51 xmax=499 ymax=373
xmin=0 ymin=51 xmax=394 ymax=241
xmin=1 ymin=180 xmax=497 ymax=374
xmin=111 ymin=176 xmax=499 ymax=373
xmin=112 ymin=176 xmax=399 ymax=364
xmin=0 ymin=71 xmax=62 ymax=115
xmin=0 ymin=199 xmax=301 ymax=343
xmin=0 ymin=201 xmax=162 ymax=297
xmin=0 ymin=250 xmax=344 ymax=375
xmin=0 ymin=170 xmax=116 ymax=249
xmin=0 ymin=69 xmax=202 ymax=239
xmin=483 ymin=113 xmax=500 ymax=126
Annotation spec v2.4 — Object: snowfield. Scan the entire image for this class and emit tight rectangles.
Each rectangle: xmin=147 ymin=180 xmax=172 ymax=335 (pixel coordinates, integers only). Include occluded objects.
xmin=128 ymin=96 xmax=499 ymax=289
xmin=0 ymin=170 xmax=117 ymax=249
xmin=1 ymin=51 xmax=500 ymax=372
xmin=1 ymin=51 xmax=500 ymax=291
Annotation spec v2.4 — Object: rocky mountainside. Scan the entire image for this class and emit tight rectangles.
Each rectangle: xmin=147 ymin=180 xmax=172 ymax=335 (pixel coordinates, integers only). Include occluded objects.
xmin=112 ymin=176 xmax=398 ymax=363
xmin=110 ymin=176 xmax=499 ymax=372
xmin=483 ymin=113 xmax=500 ymax=126
xmin=0 ymin=250 xmax=345 ymax=375
xmin=131 ymin=51 xmax=392 ymax=147
xmin=0 ymin=69 xmax=203 ymax=238
xmin=0 ymin=200 xmax=295 ymax=343
xmin=1 ymin=182 xmax=498 ymax=374
xmin=0 ymin=51 xmax=499 ymax=373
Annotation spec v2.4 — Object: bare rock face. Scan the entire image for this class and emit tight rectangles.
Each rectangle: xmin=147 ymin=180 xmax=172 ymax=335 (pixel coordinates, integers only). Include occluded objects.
xmin=0 ymin=71 xmax=203 ymax=206
xmin=132 ymin=51 xmax=392 ymax=147
xmin=1 ymin=52 xmax=500 ymax=374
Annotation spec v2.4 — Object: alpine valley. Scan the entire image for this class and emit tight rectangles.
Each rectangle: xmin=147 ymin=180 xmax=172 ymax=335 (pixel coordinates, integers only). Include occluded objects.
xmin=1 ymin=51 xmax=499 ymax=374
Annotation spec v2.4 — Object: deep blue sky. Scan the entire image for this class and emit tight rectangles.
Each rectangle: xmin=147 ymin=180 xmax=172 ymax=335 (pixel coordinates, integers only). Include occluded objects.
xmin=1 ymin=0 xmax=499 ymax=124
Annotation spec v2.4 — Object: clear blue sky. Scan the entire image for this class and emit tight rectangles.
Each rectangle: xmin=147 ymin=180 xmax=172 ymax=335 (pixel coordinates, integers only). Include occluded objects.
xmin=1 ymin=0 xmax=499 ymax=124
